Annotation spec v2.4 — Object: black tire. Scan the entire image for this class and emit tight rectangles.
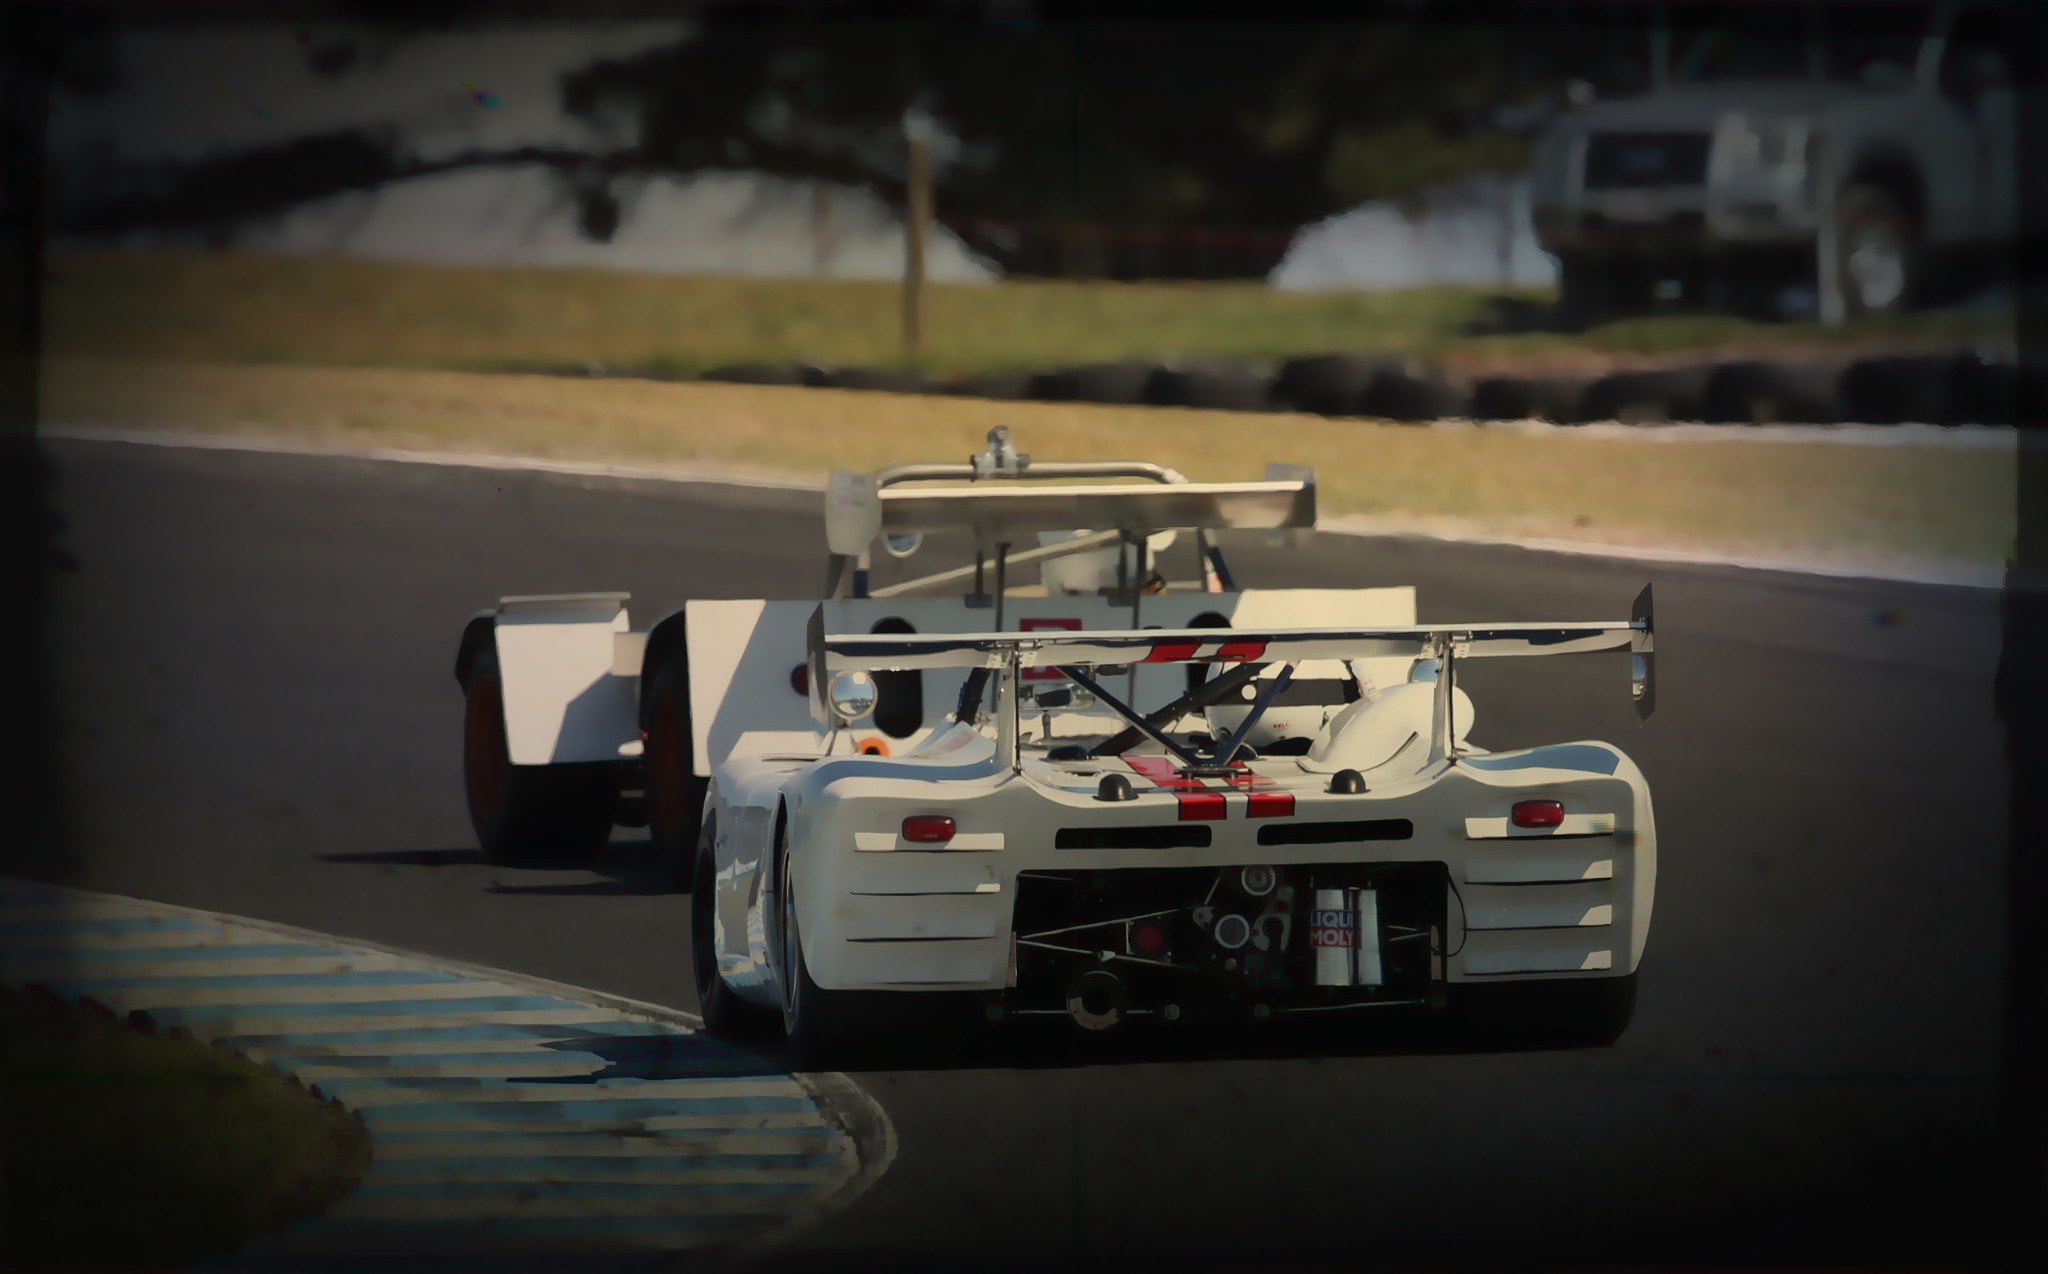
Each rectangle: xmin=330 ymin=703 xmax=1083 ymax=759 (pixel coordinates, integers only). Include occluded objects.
xmin=461 ymin=645 xmax=617 ymax=864
xmin=1356 ymin=366 xmax=1470 ymax=422
xmin=1141 ymin=363 xmax=1273 ymax=412
xmin=1700 ymin=361 xmax=1841 ymax=425
xmin=1576 ymin=366 xmax=1714 ymax=424
xmin=645 ymin=661 xmax=707 ymax=892
xmin=1834 ymin=183 xmax=1920 ymax=317
xmin=1454 ymin=973 xmax=1638 ymax=1048
xmin=1270 ymin=353 xmax=1399 ymax=416
xmin=1470 ymin=376 xmax=1587 ymax=423
xmin=1837 ymin=355 xmax=1956 ymax=425
xmin=690 ymin=814 xmax=770 ymax=1037
xmin=776 ymin=817 xmax=857 ymax=1070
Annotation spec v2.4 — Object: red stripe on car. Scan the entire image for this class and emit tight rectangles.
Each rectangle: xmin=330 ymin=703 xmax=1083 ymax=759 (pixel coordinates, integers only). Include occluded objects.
xmin=1225 ymin=766 xmax=1295 ymax=819
xmin=1123 ymin=756 xmax=1228 ymax=821
xmin=1141 ymin=641 xmax=1202 ymax=663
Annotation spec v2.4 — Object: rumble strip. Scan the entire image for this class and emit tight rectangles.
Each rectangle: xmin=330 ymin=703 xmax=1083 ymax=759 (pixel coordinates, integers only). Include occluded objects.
xmin=0 ymin=880 xmax=894 ymax=1270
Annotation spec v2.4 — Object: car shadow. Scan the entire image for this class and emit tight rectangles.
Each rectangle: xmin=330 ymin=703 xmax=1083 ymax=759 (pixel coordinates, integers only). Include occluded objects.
xmin=758 ymin=1013 xmax=1608 ymax=1075
xmin=318 ymin=839 xmax=682 ymax=896
xmin=531 ymin=1030 xmax=787 ymax=1081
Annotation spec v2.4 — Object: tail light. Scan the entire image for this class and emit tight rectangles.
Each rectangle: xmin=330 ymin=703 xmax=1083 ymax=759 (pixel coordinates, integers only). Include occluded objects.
xmin=1511 ymin=799 xmax=1565 ymax=829
xmin=901 ymin=815 xmax=957 ymax=844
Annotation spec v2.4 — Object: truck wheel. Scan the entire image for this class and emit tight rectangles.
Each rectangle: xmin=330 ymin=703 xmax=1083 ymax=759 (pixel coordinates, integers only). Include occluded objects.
xmin=1835 ymin=184 xmax=1918 ymax=316
xmin=646 ymin=661 xmax=707 ymax=891
xmin=777 ymin=820 xmax=854 ymax=1069
xmin=462 ymin=644 xmax=617 ymax=864
xmin=690 ymin=814 xmax=768 ymax=1037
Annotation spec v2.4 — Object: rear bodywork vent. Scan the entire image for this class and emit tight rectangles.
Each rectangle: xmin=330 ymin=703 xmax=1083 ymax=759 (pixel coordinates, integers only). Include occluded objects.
xmin=1056 ymin=826 xmax=1213 ymax=850
xmin=1258 ymin=819 xmax=1414 ymax=847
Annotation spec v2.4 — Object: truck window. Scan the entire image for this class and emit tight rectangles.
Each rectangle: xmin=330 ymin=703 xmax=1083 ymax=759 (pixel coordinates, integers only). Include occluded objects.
xmin=1941 ymin=6 xmax=2045 ymax=97
xmin=1823 ymin=2 xmax=1931 ymax=88
xmin=1669 ymin=3 xmax=1810 ymax=82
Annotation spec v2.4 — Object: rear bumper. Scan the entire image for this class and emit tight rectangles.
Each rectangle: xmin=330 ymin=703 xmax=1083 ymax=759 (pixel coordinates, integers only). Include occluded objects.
xmin=806 ymin=832 xmax=1649 ymax=995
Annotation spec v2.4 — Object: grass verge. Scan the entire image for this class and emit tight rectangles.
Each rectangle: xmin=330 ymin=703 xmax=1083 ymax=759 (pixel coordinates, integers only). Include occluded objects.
xmin=0 ymin=984 xmax=371 ymax=1269
xmin=41 ymin=356 xmax=2017 ymax=576
xmin=44 ymin=251 xmax=2015 ymax=383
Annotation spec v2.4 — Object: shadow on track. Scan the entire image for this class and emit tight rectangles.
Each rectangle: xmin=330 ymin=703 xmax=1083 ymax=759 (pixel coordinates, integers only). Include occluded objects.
xmin=317 ymin=840 xmax=683 ymax=896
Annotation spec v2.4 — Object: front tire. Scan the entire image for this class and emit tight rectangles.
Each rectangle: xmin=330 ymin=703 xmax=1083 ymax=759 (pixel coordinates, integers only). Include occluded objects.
xmin=1835 ymin=183 xmax=1919 ymax=317
xmin=462 ymin=645 xmax=617 ymax=864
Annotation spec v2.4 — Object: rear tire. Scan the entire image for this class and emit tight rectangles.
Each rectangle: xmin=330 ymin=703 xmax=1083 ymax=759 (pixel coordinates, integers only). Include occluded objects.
xmin=777 ymin=819 xmax=856 ymax=1069
xmin=646 ymin=661 xmax=707 ymax=891
xmin=462 ymin=644 xmax=617 ymax=864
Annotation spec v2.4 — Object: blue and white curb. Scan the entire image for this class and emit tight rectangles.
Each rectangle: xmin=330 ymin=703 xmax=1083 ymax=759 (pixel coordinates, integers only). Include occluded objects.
xmin=0 ymin=881 xmax=894 ymax=1266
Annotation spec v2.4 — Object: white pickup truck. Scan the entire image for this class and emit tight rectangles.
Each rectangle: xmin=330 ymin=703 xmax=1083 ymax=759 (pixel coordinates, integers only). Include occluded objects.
xmin=1529 ymin=0 xmax=2040 ymax=316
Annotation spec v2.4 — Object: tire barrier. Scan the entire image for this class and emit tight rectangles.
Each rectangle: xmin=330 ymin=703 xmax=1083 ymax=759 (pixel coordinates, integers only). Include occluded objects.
xmin=1575 ymin=366 xmax=1716 ymax=425
xmin=1470 ymin=376 xmax=1587 ymax=423
xmin=1141 ymin=361 xmax=1275 ymax=412
xmin=1700 ymin=361 xmax=1842 ymax=425
xmin=700 ymin=361 xmax=828 ymax=387
xmin=1356 ymin=366 xmax=1471 ymax=422
xmin=692 ymin=349 xmax=2041 ymax=427
xmin=1269 ymin=352 xmax=1407 ymax=416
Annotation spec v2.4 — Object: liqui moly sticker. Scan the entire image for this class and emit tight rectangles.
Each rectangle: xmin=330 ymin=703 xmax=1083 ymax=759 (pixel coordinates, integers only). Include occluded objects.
xmin=1309 ymin=909 xmax=1356 ymax=947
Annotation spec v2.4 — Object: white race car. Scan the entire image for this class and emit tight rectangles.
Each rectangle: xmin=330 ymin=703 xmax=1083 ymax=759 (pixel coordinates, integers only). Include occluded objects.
xmin=456 ymin=428 xmax=1657 ymax=1063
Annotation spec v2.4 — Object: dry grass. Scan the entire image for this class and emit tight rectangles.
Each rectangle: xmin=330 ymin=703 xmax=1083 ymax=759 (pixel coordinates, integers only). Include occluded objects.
xmin=44 ymin=250 xmax=2013 ymax=382
xmin=41 ymin=356 xmax=2017 ymax=574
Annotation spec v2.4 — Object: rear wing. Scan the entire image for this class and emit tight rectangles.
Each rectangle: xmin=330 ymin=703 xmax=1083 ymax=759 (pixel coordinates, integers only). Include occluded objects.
xmin=810 ymin=586 xmax=1655 ymax=764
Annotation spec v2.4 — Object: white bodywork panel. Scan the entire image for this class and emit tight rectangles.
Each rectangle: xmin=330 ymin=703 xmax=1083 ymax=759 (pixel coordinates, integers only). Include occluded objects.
xmin=493 ymin=594 xmax=639 ymax=765
xmin=685 ymin=600 xmax=821 ymax=779
xmin=701 ymin=738 xmax=1657 ymax=1009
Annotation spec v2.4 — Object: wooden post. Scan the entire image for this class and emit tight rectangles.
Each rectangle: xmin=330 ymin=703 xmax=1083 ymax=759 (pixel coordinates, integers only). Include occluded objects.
xmin=812 ymin=180 xmax=832 ymax=278
xmin=1815 ymin=134 xmax=1845 ymax=326
xmin=903 ymin=114 xmax=933 ymax=359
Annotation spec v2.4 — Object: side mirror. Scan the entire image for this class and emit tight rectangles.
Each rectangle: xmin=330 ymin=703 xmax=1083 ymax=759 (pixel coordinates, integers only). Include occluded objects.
xmin=828 ymin=670 xmax=878 ymax=724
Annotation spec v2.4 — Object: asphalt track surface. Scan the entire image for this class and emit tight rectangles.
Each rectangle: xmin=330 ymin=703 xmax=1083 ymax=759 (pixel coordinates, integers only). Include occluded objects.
xmin=37 ymin=436 xmax=2016 ymax=1269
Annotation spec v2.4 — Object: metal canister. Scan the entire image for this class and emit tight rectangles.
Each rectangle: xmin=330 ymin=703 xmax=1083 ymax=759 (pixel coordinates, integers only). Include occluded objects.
xmin=1355 ymin=887 xmax=1383 ymax=987
xmin=1311 ymin=887 xmax=1354 ymax=985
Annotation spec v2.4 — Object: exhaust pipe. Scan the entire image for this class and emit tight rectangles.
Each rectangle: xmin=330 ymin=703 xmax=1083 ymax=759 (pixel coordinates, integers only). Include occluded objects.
xmin=1067 ymin=968 xmax=1128 ymax=1032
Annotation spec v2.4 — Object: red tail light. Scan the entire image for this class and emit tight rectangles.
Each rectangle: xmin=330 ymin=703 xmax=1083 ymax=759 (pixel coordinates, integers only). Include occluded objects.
xmin=901 ymin=816 xmax=957 ymax=843
xmin=1511 ymin=799 xmax=1565 ymax=829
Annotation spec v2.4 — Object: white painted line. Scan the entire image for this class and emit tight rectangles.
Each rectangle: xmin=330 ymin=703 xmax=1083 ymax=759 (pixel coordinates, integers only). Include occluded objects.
xmin=37 ymin=425 xmax=820 ymax=493
xmin=362 ymin=1113 xmax=837 ymax=1135
xmin=61 ymin=979 xmax=536 ymax=1008
xmin=39 ymin=424 xmax=2007 ymax=589
xmin=362 ymin=1166 xmax=842 ymax=1187
xmin=289 ymin=1060 xmax=613 ymax=1081
xmin=1454 ymin=417 xmax=2020 ymax=448
xmin=372 ymin=1133 xmax=837 ymax=1160
xmin=325 ymin=1196 xmax=796 ymax=1221
xmin=339 ymin=1080 xmax=811 ymax=1108
xmin=0 ymin=952 xmax=445 ymax=979
xmin=241 ymin=1037 xmax=606 ymax=1059
xmin=1321 ymin=515 xmax=2005 ymax=590
xmin=179 ymin=1009 xmax=623 ymax=1038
